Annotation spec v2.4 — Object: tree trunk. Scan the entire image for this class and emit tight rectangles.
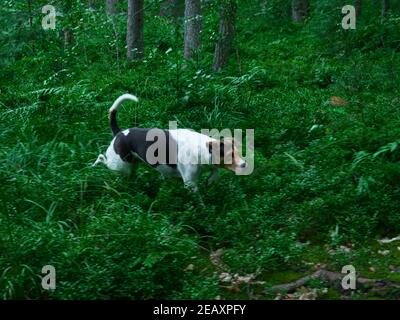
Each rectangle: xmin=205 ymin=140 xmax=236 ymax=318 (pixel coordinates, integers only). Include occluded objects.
xmin=27 ymin=0 xmax=35 ymax=51
xmin=160 ymin=0 xmax=184 ymax=18
xmin=63 ymin=28 xmax=74 ymax=49
xmin=183 ymin=0 xmax=202 ymax=60
xmin=88 ymin=0 xmax=96 ymax=10
xmin=127 ymin=0 xmax=144 ymax=60
xmin=291 ymin=0 xmax=309 ymax=23
xmin=106 ymin=0 xmax=118 ymax=15
xmin=382 ymin=0 xmax=390 ymax=19
xmin=213 ymin=0 xmax=237 ymax=71
xmin=355 ymin=0 xmax=362 ymax=17
xmin=27 ymin=0 xmax=33 ymax=28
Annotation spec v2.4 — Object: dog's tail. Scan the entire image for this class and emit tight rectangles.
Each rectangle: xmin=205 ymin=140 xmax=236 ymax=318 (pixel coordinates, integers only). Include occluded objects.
xmin=108 ymin=94 xmax=139 ymax=136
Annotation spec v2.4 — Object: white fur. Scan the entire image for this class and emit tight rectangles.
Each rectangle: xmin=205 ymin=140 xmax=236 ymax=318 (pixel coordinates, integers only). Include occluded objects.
xmin=93 ymin=137 xmax=134 ymax=175
xmin=109 ymin=94 xmax=138 ymax=113
xmin=168 ymin=129 xmax=216 ymax=191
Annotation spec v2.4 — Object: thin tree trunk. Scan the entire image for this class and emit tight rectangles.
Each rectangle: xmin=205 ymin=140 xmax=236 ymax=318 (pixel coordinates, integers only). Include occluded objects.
xmin=183 ymin=0 xmax=202 ymax=60
xmin=355 ymin=0 xmax=362 ymax=17
xmin=27 ymin=0 xmax=35 ymax=51
xmin=213 ymin=0 xmax=237 ymax=71
xmin=63 ymin=28 xmax=74 ymax=49
xmin=88 ymin=0 xmax=96 ymax=10
xmin=382 ymin=0 xmax=390 ymax=19
xmin=260 ymin=1 xmax=268 ymax=16
xmin=106 ymin=0 xmax=118 ymax=15
xmin=27 ymin=0 xmax=33 ymax=28
xmin=127 ymin=0 xmax=144 ymax=60
xmin=291 ymin=0 xmax=309 ymax=23
xmin=107 ymin=0 xmax=121 ymax=71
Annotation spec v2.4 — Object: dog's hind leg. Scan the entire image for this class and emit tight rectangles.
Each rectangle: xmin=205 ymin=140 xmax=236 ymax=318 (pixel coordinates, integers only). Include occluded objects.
xmin=93 ymin=154 xmax=106 ymax=167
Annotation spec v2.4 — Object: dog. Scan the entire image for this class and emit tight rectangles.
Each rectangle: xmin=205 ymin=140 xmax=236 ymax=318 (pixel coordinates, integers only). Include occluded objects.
xmin=93 ymin=94 xmax=247 ymax=191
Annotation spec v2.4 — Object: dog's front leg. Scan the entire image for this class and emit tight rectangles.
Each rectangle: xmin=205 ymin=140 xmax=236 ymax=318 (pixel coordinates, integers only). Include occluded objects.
xmin=184 ymin=181 xmax=199 ymax=193
xmin=180 ymin=165 xmax=200 ymax=192
xmin=178 ymin=165 xmax=200 ymax=192
xmin=184 ymin=181 xmax=206 ymax=208
xmin=180 ymin=165 xmax=205 ymax=207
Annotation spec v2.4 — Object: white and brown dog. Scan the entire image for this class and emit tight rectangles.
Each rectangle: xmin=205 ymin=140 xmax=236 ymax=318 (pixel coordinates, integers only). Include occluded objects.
xmin=93 ymin=94 xmax=247 ymax=191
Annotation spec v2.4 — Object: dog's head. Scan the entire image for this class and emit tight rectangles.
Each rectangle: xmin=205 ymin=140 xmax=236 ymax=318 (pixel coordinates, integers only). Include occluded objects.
xmin=206 ymin=138 xmax=247 ymax=173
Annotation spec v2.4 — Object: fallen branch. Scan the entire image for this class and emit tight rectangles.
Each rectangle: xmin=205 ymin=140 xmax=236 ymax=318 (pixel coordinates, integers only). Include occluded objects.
xmin=378 ymin=235 xmax=400 ymax=244
xmin=266 ymin=269 xmax=399 ymax=294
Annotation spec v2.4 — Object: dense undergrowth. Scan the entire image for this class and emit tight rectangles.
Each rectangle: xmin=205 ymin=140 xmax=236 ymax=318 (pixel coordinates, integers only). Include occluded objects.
xmin=1 ymin=0 xmax=400 ymax=299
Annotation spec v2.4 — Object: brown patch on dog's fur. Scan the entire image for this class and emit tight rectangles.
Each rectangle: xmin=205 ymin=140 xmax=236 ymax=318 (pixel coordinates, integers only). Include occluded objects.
xmin=207 ymin=138 xmax=244 ymax=172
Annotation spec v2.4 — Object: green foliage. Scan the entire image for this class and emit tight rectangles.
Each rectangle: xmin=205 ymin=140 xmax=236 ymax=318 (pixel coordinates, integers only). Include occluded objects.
xmin=1 ymin=0 xmax=400 ymax=299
